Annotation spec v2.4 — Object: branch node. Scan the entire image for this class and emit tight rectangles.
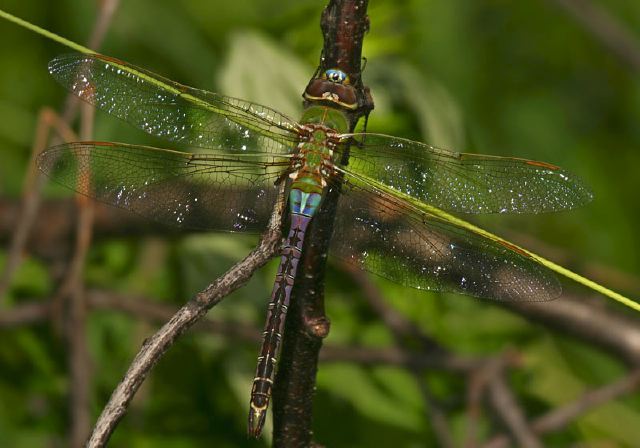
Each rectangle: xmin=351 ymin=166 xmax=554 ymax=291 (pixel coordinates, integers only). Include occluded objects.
xmin=304 ymin=315 xmax=331 ymax=338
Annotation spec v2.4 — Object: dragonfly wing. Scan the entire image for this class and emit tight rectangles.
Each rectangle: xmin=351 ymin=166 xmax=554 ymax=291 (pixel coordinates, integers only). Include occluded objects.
xmin=49 ymin=54 xmax=300 ymax=153
xmin=342 ymin=133 xmax=593 ymax=214
xmin=38 ymin=142 xmax=288 ymax=232
xmin=328 ymin=172 xmax=561 ymax=301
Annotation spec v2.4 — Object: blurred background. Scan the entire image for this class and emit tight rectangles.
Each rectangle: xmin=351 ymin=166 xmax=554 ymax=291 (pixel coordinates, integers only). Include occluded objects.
xmin=0 ymin=0 xmax=639 ymax=446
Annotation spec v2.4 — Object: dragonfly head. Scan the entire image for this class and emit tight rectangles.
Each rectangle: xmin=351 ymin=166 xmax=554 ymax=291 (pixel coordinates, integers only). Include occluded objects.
xmin=304 ymin=68 xmax=358 ymax=110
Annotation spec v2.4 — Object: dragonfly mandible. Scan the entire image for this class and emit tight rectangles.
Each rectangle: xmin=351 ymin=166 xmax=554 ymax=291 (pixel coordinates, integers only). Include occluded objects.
xmin=38 ymin=53 xmax=593 ymax=437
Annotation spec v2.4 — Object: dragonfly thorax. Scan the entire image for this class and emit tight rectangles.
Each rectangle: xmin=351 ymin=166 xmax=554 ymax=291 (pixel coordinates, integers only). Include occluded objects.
xmin=299 ymin=105 xmax=349 ymax=133
xmin=287 ymin=122 xmax=342 ymax=217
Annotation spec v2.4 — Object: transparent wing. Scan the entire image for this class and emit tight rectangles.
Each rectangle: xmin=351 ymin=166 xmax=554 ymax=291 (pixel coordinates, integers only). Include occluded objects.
xmin=341 ymin=133 xmax=593 ymax=214
xmin=38 ymin=142 xmax=290 ymax=232
xmin=48 ymin=54 xmax=301 ymax=153
xmin=329 ymin=172 xmax=561 ymax=301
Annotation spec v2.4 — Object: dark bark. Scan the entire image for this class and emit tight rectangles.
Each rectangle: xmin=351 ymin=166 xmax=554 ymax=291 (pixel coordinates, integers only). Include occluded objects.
xmin=272 ymin=1 xmax=372 ymax=446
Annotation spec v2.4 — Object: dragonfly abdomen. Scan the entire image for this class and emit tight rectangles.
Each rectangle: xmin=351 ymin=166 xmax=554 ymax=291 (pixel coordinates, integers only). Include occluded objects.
xmin=248 ymin=210 xmax=313 ymax=437
xmin=248 ymin=119 xmax=340 ymax=436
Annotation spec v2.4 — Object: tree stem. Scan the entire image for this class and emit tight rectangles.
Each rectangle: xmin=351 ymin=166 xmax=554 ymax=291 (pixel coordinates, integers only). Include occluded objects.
xmin=272 ymin=1 xmax=372 ymax=446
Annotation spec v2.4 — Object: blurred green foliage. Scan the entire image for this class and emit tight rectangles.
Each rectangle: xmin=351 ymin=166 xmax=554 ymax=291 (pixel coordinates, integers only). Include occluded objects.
xmin=0 ymin=0 xmax=639 ymax=446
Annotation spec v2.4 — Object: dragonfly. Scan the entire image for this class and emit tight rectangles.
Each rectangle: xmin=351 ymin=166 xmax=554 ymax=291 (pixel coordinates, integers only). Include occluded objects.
xmin=38 ymin=53 xmax=592 ymax=437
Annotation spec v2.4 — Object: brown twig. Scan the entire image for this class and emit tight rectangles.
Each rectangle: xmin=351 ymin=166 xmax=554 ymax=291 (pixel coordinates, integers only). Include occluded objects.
xmin=0 ymin=197 xmax=188 ymax=258
xmin=86 ymin=0 xmax=120 ymax=51
xmin=488 ymin=374 xmax=543 ymax=448
xmin=0 ymin=301 xmax=51 ymax=327
xmin=547 ymin=0 xmax=640 ymax=74
xmin=531 ymin=369 xmax=640 ymax=433
xmin=0 ymin=109 xmax=77 ymax=301
xmin=344 ymin=263 xmax=455 ymax=447
xmin=67 ymin=211 xmax=93 ymax=448
xmin=0 ymin=0 xmax=120 ymax=303
xmin=465 ymin=364 xmax=485 ymax=448
xmin=88 ymin=290 xmax=483 ymax=373
xmin=271 ymin=1 xmax=372 ymax=446
xmin=88 ymin=290 xmax=262 ymax=343
xmin=0 ymin=290 xmax=485 ymax=372
xmin=64 ymin=99 xmax=97 ymax=448
xmin=57 ymin=4 xmax=122 ymax=443
xmin=506 ymin=231 xmax=640 ymax=298
xmin=483 ymin=369 xmax=640 ymax=448
xmin=500 ymin=295 xmax=640 ymax=366
xmin=464 ymin=355 xmax=516 ymax=448
xmin=85 ymin=185 xmax=285 ymax=448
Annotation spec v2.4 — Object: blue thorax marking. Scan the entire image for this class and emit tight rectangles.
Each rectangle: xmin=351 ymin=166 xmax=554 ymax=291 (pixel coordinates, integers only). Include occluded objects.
xmin=290 ymin=189 xmax=322 ymax=217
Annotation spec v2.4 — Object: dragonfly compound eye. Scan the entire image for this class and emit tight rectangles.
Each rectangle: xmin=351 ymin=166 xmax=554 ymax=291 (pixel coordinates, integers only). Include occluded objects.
xmin=325 ymin=69 xmax=349 ymax=84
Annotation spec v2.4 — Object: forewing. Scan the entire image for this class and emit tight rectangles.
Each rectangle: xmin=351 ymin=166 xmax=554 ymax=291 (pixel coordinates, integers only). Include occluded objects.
xmin=38 ymin=142 xmax=289 ymax=232
xmin=48 ymin=54 xmax=300 ymax=153
xmin=329 ymin=173 xmax=561 ymax=301
xmin=343 ymin=133 xmax=593 ymax=214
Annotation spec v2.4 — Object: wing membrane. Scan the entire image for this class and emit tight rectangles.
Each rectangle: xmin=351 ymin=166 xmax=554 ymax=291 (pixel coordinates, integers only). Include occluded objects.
xmin=329 ymin=171 xmax=560 ymax=301
xmin=48 ymin=54 xmax=300 ymax=153
xmin=38 ymin=142 xmax=289 ymax=232
xmin=342 ymin=133 xmax=593 ymax=214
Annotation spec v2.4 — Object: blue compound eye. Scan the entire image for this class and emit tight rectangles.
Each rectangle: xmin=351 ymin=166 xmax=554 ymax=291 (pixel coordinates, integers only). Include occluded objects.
xmin=325 ymin=69 xmax=349 ymax=84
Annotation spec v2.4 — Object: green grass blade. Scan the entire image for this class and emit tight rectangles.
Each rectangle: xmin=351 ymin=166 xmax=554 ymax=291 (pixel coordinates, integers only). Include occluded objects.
xmin=427 ymin=206 xmax=640 ymax=312
xmin=0 ymin=8 xmax=94 ymax=54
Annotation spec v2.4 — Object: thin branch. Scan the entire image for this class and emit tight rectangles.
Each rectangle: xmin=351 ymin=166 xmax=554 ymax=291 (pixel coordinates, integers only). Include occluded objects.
xmin=463 ymin=353 xmax=525 ymax=448
xmin=0 ymin=109 xmax=77 ymax=301
xmin=67 ymin=209 xmax=93 ymax=448
xmin=0 ymin=291 xmax=484 ymax=373
xmin=87 ymin=290 xmax=484 ymax=372
xmin=85 ymin=186 xmax=285 ymax=448
xmin=0 ymin=197 xmax=187 ymax=258
xmin=60 ymin=3 xmax=122 ymax=441
xmin=531 ymin=369 xmax=640 ymax=433
xmin=0 ymin=0 xmax=120 ymax=303
xmin=547 ymin=0 xmax=640 ymax=74
xmin=488 ymin=374 xmax=543 ymax=448
xmin=506 ymin=231 xmax=640 ymax=298
xmin=500 ymin=295 xmax=640 ymax=366
xmin=65 ymin=95 xmax=98 ymax=448
xmin=88 ymin=290 xmax=262 ymax=343
xmin=465 ymin=364 xmax=488 ymax=448
xmin=86 ymin=0 xmax=120 ymax=51
xmin=345 ymin=263 xmax=455 ymax=447
xmin=483 ymin=369 xmax=640 ymax=448
xmin=271 ymin=1 xmax=372 ymax=446
xmin=0 ymin=301 xmax=50 ymax=327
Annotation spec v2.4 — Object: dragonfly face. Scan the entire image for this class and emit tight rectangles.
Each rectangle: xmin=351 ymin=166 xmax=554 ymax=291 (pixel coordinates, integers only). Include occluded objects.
xmin=304 ymin=68 xmax=358 ymax=110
